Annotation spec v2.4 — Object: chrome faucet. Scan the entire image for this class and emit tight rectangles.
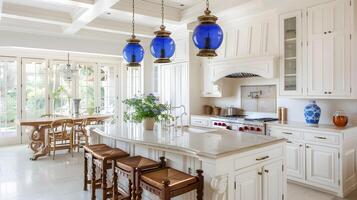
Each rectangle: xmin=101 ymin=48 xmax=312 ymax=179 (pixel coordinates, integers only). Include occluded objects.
xmin=170 ymin=105 xmax=188 ymax=128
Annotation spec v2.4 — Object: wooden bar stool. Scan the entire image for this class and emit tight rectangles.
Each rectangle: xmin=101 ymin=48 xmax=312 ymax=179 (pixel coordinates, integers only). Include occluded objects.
xmin=138 ymin=167 xmax=204 ymax=200
xmin=83 ymin=144 xmax=112 ymax=191
xmin=112 ymin=156 xmax=166 ymax=200
xmin=91 ymin=147 xmax=130 ymax=200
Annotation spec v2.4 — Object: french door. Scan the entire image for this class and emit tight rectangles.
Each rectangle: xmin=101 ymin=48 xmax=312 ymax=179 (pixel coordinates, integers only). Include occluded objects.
xmin=21 ymin=58 xmax=49 ymax=120
xmin=0 ymin=57 xmax=126 ymax=146
xmin=0 ymin=57 xmax=21 ymax=145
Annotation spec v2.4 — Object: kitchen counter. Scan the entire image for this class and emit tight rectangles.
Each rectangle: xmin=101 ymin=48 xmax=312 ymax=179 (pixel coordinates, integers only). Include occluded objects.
xmin=91 ymin=123 xmax=285 ymax=159
xmin=90 ymin=123 xmax=287 ymax=200
xmin=266 ymin=121 xmax=357 ymax=133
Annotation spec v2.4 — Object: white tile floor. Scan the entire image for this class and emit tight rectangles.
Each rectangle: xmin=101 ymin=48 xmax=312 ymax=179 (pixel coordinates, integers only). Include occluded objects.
xmin=1 ymin=145 xmax=357 ymax=200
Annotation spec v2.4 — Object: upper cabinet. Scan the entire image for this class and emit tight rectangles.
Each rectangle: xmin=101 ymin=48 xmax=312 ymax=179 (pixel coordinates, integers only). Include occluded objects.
xmin=279 ymin=0 xmax=353 ymax=99
xmin=307 ymin=0 xmax=351 ymax=97
xmin=279 ymin=11 xmax=303 ymax=96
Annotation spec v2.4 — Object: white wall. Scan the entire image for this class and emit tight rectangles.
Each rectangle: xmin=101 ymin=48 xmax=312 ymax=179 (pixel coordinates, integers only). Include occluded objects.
xmin=278 ymin=98 xmax=357 ymax=124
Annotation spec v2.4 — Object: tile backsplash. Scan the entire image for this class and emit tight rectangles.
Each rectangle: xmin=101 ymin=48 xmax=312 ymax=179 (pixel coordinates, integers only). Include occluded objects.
xmin=241 ymin=85 xmax=277 ymax=113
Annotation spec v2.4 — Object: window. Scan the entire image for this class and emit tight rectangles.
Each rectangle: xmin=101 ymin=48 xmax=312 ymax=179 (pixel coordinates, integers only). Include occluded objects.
xmin=0 ymin=59 xmax=18 ymax=138
xmin=77 ymin=63 xmax=96 ymax=115
xmin=51 ymin=61 xmax=73 ymax=115
xmin=22 ymin=59 xmax=49 ymax=119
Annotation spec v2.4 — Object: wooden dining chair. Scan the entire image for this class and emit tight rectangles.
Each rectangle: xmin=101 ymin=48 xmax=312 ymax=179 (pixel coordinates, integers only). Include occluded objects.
xmin=74 ymin=119 xmax=89 ymax=152
xmin=47 ymin=119 xmax=75 ymax=160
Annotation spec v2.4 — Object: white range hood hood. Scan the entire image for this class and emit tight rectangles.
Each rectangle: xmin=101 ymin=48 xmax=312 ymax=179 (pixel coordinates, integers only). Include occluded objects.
xmin=210 ymin=55 xmax=278 ymax=82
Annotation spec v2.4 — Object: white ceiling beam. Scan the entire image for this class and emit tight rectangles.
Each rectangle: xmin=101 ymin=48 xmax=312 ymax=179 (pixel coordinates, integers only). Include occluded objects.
xmin=2 ymin=3 xmax=72 ymax=25
xmin=180 ymin=0 xmax=253 ymax=23
xmin=110 ymin=0 xmax=181 ymax=25
xmin=85 ymin=18 xmax=153 ymax=38
xmin=2 ymin=3 xmax=153 ymax=37
xmin=64 ymin=0 xmax=120 ymax=34
xmin=33 ymin=0 xmax=94 ymax=9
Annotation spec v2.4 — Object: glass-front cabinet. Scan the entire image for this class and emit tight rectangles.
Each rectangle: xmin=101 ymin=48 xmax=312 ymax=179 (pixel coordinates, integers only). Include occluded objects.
xmin=279 ymin=11 xmax=302 ymax=96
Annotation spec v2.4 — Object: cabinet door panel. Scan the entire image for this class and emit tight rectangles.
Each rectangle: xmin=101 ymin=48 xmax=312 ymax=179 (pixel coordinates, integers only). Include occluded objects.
xmin=307 ymin=0 xmax=351 ymax=97
xmin=306 ymin=144 xmax=339 ymax=188
xmin=329 ymin=0 xmax=351 ymax=96
xmin=279 ymin=11 xmax=302 ymax=96
xmin=286 ymin=142 xmax=304 ymax=179
xmin=235 ymin=167 xmax=262 ymax=200
xmin=307 ymin=4 xmax=325 ymax=96
xmin=263 ymin=161 xmax=284 ymax=200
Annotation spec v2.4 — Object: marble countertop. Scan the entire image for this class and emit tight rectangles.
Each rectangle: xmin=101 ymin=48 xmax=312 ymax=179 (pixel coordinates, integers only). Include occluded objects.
xmin=90 ymin=123 xmax=285 ymax=159
xmin=266 ymin=121 xmax=356 ymax=132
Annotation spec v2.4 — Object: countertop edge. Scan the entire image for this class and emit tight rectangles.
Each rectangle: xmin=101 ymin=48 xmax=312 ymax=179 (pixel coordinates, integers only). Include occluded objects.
xmin=90 ymin=127 xmax=285 ymax=159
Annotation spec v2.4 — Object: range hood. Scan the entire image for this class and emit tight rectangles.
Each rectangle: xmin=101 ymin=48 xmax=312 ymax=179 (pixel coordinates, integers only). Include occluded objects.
xmin=210 ymin=55 xmax=278 ymax=82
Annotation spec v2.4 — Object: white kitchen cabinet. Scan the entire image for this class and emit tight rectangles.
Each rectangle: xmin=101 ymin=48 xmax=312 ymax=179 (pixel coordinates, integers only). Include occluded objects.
xmin=279 ymin=11 xmax=303 ymax=96
xmin=263 ymin=160 xmax=284 ymax=200
xmin=201 ymin=61 xmax=222 ymax=97
xmin=235 ymin=160 xmax=284 ymax=200
xmin=267 ymin=123 xmax=357 ymax=197
xmin=235 ymin=166 xmax=262 ymax=200
xmin=286 ymin=141 xmax=305 ymax=180
xmin=307 ymin=0 xmax=352 ymax=97
xmin=306 ymin=144 xmax=340 ymax=188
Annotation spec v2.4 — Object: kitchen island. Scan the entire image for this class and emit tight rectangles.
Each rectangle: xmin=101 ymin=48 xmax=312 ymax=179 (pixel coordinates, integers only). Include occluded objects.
xmin=90 ymin=123 xmax=287 ymax=200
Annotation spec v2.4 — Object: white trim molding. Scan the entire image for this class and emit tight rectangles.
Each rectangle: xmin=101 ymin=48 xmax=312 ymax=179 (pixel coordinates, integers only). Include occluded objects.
xmin=211 ymin=55 xmax=278 ymax=82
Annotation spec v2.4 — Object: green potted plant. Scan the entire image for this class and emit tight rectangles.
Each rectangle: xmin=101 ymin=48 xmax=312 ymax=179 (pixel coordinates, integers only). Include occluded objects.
xmin=123 ymin=94 xmax=173 ymax=130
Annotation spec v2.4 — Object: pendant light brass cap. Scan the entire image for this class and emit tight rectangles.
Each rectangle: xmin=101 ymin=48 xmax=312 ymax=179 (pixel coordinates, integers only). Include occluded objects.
xmin=198 ymin=9 xmax=218 ymax=24
xmin=197 ymin=49 xmax=217 ymax=57
xmin=154 ymin=25 xmax=172 ymax=37
xmin=154 ymin=58 xmax=172 ymax=63
xmin=126 ymin=62 xmax=141 ymax=67
xmin=126 ymin=35 xmax=141 ymax=43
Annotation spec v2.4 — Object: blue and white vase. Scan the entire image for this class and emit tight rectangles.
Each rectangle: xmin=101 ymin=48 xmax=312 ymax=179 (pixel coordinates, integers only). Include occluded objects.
xmin=304 ymin=100 xmax=321 ymax=126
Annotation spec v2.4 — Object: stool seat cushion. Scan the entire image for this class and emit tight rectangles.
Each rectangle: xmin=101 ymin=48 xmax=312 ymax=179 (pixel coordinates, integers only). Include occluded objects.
xmin=92 ymin=148 xmax=129 ymax=160
xmin=116 ymin=156 xmax=160 ymax=171
xmin=84 ymin=144 xmax=110 ymax=154
xmin=141 ymin=168 xmax=197 ymax=191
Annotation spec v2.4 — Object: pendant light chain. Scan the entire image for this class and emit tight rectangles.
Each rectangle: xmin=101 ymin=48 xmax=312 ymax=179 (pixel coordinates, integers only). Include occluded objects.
xmin=161 ymin=0 xmax=164 ymax=27
xmin=206 ymin=0 xmax=209 ymax=11
xmin=132 ymin=0 xmax=135 ymax=37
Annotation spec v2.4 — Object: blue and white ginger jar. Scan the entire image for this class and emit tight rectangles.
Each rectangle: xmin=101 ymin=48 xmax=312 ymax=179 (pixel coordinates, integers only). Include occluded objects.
xmin=304 ymin=100 xmax=321 ymax=126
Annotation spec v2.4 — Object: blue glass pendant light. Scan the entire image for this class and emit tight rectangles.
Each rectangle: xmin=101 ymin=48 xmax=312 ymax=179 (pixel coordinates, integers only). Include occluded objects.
xmin=192 ymin=0 xmax=223 ymax=57
xmin=150 ymin=0 xmax=175 ymax=63
xmin=123 ymin=0 xmax=144 ymax=67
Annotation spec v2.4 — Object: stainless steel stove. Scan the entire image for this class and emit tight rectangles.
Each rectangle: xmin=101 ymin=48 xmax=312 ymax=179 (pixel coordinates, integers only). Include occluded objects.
xmin=211 ymin=116 xmax=278 ymax=135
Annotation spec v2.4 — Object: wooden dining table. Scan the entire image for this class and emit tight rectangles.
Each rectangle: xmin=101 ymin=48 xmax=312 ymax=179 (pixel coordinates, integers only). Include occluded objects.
xmin=18 ymin=114 xmax=112 ymax=160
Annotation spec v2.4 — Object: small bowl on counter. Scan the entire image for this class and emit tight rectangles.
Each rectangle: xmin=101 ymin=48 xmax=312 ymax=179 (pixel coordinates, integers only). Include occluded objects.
xmin=333 ymin=111 xmax=348 ymax=127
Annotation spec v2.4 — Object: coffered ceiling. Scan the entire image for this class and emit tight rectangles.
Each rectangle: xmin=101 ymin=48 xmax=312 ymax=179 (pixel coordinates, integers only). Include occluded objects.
xmin=0 ymin=0 xmax=255 ymax=40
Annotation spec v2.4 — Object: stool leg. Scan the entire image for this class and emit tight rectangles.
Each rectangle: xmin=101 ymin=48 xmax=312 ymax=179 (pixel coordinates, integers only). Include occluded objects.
xmin=130 ymin=170 xmax=135 ymax=200
xmin=91 ymin=157 xmax=96 ymax=200
xmin=83 ymin=151 xmax=88 ymax=191
xmin=135 ymin=168 xmax=142 ymax=200
xmin=102 ymin=160 xmax=108 ymax=200
xmin=196 ymin=170 xmax=204 ymax=200
xmin=112 ymin=162 xmax=118 ymax=200
xmin=161 ymin=179 xmax=170 ymax=200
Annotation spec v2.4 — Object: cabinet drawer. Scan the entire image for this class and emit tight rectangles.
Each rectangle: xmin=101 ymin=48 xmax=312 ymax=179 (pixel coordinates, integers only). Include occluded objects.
xmin=304 ymin=132 xmax=340 ymax=145
xmin=234 ymin=146 xmax=284 ymax=170
xmin=269 ymin=127 xmax=303 ymax=140
xmin=191 ymin=117 xmax=210 ymax=127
